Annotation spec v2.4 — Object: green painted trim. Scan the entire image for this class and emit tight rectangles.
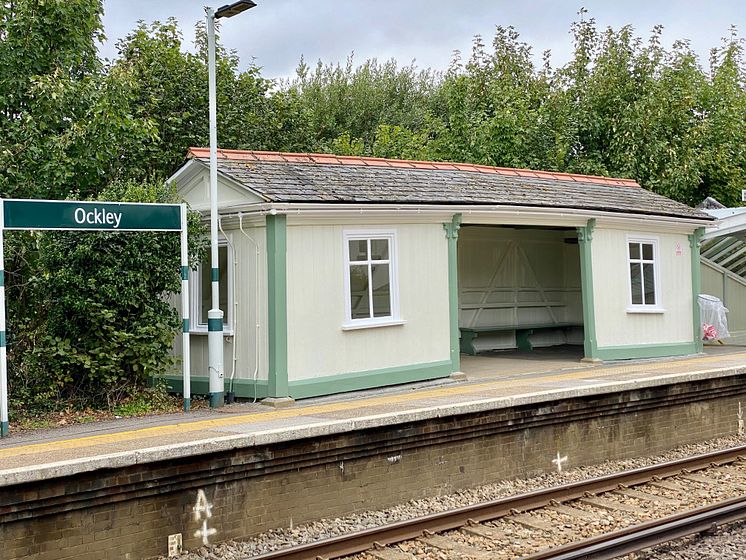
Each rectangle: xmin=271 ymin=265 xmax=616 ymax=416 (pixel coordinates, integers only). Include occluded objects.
xmin=267 ymin=213 xmax=289 ymax=398
xmin=181 ymin=266 xmax=189 ymax=281
xmin=288 ymin=360 xmax=452 ymax=400
xmin=577 ymin=219 xmax=598 ymax=360
xmin=211 ymin=267 xmax=219 ymax=282
xmin=0 ymin=331 xmax=5 ymax=347
xmin=595 ymin=341 xmax=699 ymax=361
xmin=0 ymin=421 xmax=8 ymax=437
xmin=159 ymin=375 xmax=269 ymax=399
xmin=443 ymin=214 xmax=462 ymax=373
xmin=0 ymin=270 xmax=4 ymax=287
xmin=182 ymin=319 xmax=189 ymax=333
xmin=209 ymin=392 xmax=224 ymax=407
xmin=183 ymin=398 xmax=191 ymax=412
xmin=207 ymin=317 xmax=222 ymax=331
xmin=690 ymin=228 xmax=704 ymax=353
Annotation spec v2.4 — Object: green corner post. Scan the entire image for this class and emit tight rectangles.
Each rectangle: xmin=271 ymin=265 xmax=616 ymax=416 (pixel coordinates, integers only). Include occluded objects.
xmin=444 ymin=214 xmax=462 ymax=373
xmin=0 ymin=200 xmax=8 ymax=437
xmin=266 ymin=213 xmax=289 ymax=398
xmin=690 ymin=228 xmax=704 ymax=353
xmin=577 ymin=218 xmax=598 ymax=361
xmin=180 ymin=203 xmax=191 ymax=411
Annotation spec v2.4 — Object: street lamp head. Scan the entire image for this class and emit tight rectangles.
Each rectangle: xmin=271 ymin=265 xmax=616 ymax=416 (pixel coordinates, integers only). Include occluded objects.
xmin=215 ymin=0 xmax=257 ymax=19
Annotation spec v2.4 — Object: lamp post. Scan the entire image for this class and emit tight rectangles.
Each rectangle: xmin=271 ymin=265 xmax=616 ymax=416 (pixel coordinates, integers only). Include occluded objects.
xmin=206 ymin=0 xmax=256 ymax=408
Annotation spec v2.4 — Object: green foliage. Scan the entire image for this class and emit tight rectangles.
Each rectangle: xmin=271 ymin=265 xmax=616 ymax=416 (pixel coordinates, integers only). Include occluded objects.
xmin=0 ymin=0 xmax=155 ymax=199
xmin=9 ymin=180 xmax=206 ymax=411
xmin=290 ymin=55 xmax=438 ymax=154
xmin=3 ymin=2 xmax=746 ymax=417
xmin=112 ymin=19 xmax=313 ymax=179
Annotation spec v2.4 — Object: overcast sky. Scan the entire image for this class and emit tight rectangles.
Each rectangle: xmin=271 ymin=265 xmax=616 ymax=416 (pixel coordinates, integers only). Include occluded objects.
xmin=100 ymin=1 xmax=745 ymax=80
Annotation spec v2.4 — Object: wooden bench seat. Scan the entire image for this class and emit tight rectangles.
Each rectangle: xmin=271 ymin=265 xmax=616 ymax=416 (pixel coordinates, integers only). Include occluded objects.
xmin=459 ymin=323 xmax=582 ymax=355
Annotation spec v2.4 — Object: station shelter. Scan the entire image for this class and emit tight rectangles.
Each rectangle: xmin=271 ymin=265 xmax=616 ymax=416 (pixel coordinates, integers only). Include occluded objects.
xmin=166 ymin=148 xmax=714 ymax=401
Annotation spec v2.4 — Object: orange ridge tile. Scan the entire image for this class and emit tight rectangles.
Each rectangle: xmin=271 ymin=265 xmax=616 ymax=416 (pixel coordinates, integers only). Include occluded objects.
xmin=186 ymin=148 xmax=640 ymax=187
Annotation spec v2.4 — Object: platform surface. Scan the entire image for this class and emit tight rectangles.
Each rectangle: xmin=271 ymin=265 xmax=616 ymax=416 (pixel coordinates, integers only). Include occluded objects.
xmin=2 ymin=345 xmax=745 ymax=485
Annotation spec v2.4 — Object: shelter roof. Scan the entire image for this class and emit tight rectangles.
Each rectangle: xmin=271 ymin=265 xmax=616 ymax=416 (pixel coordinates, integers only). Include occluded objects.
xmin=185 ymin=148 xmax=713 ymax=221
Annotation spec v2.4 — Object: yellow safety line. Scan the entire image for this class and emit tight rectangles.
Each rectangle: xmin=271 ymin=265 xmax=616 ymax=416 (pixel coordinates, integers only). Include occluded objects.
xmin=2 ymin=352 xmax=745 ymax=461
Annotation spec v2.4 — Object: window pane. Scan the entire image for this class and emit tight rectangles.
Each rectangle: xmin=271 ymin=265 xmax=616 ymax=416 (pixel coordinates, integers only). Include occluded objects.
xmin=349 ymin=264 xmax=370 ymax=319
xmin=370 ymin=239 xmax=389 ymax=260
xmin=630 ymin=262 xmax=642 ymax=304
xmin=643 ymin=263 xmax=656 ymax=304
xmin=642 ymin=243 xmax=653 ymax=260
xmin=200 ymin=246 xmax=229 ymax=324
xmin=371 ymin=263 xmax=391 ymax=317
xmin=348 ymin=240 xmax=368 ymax=261
xmin=629 ymin=242 xmax=640 ymax=260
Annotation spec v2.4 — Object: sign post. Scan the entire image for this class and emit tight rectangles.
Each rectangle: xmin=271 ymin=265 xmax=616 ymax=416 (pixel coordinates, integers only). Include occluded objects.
xmin=0 ymin=199 xmax=191 ymax=437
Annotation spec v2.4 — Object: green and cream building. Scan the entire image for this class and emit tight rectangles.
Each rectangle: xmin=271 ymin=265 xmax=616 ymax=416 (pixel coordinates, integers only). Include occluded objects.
xmin=167 ymin=148 xmax=714 ymax=401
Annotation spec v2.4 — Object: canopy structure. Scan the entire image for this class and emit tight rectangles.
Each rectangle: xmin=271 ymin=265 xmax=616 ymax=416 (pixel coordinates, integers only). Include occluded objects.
xmin=700 ymin=202 xmax=746 ymax=278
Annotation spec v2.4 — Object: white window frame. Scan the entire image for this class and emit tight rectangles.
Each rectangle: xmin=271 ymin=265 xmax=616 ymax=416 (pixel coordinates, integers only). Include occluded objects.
xmin=626 ymin=235 xmax=664 ymax=314
xmin=190 ymin=236 xmax=234 ymax=333
xmin=342 ymin=229 xmax=404 ymax=330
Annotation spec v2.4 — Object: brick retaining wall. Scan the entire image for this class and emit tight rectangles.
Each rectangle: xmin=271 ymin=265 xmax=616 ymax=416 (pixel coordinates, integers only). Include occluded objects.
xmin=1 ymin=374 xmax=745 ymax=559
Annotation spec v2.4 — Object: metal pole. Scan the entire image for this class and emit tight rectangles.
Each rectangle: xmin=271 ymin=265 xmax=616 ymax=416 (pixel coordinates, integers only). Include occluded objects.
xmin=207 ymin=7 xmax=224 ymax=408
xmin=0 ymin=200 xmax=8 ymax=437
xmin=180 ymin=203 xmax=191 ymax=411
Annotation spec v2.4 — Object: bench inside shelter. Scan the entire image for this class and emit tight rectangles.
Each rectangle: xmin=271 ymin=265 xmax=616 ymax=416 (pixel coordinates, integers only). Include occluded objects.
xmin=460 ymin=323 xmax=582 ymax=355
xmin=457 ymin=225 xmax=585 ymax=356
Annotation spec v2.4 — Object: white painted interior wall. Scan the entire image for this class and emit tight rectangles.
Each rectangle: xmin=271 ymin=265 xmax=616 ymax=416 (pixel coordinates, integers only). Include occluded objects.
xmin=458 ymin=226 xmax=583 ymax=352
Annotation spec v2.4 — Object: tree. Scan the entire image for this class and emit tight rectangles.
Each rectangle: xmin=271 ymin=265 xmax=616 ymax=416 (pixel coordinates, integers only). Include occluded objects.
xmin=0 ymin=0 xmax=154 ymax=199
xmin=0 ymin=2 xmax=204 ymax=413
xmin=290 ymin=55 xmax=437 ymax=154
xmin=696 ymin=30 xmax=746 ymax=205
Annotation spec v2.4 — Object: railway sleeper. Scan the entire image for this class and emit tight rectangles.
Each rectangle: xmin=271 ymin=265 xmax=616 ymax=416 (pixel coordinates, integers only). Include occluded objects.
xmin=547 ymin=502 xmax=598 ymax=520
xmin=418 ymin=533 xmax=492 ymax=559
xmin=579 ymin=495 xmax=647 ymax=514
xmin=368 ymin=545 xmax=416 ymax=560
xmin=506 ymin=513 xmax=557 ymax=532
xmin=650 ymin=478 xmax=690 ymax=492
xmin=461 ymin=522 xmax=506 ymax=539
xmin=680 ymin=472 xmax=721 ymax=485
xmin=613 ymin=487 xmax=682 ymax=505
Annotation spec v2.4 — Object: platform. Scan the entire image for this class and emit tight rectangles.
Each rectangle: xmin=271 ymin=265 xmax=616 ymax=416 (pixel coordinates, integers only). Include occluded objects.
xmin=2 ymin=345 xmax=745 ymax=485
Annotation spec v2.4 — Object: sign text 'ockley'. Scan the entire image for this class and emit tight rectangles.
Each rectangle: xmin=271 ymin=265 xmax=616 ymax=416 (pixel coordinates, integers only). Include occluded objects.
xmin=74 ymin=207 xmax=123 ymax=228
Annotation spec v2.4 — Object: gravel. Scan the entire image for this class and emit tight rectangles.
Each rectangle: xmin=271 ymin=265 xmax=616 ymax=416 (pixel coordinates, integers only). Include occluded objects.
xmin=634 ymin=520 xmax=746 ymax=560
xmin=163 ymin=433 xmax=746 ymax=559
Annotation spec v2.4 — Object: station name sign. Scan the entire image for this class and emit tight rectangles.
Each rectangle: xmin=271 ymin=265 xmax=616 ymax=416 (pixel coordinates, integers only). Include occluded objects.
xmin=2 ymin=199 xmax=181 ymax=232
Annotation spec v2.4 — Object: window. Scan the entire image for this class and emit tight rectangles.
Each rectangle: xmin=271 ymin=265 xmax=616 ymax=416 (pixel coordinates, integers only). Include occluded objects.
xmin=343 ymin=231 xmax=402 ymax=329
xmin=627 ymin=237 xmax=661 ymax=312
xmin=191 ymin=242 xmax=233 ymax=332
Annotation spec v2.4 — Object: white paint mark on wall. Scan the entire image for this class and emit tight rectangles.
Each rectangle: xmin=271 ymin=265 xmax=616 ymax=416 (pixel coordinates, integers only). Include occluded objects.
xmin=552 ymin=452 xmax=568 ymax=474
xmin=387 ymin=454 xmax=402 ymax=464
xmin=339 ymin=460 xmax=344 ymax=474
xmin=193 ymin=489 xmax=217 ymax=545
xmin=738 ymin=402 xmax=744 ymax=436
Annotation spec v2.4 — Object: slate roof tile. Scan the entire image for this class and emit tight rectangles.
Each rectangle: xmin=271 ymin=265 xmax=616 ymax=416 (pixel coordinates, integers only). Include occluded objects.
xmin=186 ymin=148 xmax=712 ymax=221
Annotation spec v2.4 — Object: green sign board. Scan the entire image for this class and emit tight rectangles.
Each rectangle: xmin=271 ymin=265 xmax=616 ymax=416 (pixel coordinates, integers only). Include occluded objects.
xmin=3 ymin=199 xmax=181 ymax=231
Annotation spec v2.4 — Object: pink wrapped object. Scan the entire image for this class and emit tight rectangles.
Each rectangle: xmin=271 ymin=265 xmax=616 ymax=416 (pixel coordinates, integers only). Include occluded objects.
xmin=702 ymin=323 xmax=718 ymax=340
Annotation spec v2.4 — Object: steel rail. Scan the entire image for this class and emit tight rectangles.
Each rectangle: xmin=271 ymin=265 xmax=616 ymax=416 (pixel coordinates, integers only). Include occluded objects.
xmin=247 ymin=445 xmax=746 ymax=560
xmin=520 ymin=495 xmax=746 ymax=560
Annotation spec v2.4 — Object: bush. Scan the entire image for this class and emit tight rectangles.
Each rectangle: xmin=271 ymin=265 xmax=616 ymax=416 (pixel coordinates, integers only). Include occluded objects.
xmin=7 ymin=179 xmax=206 ymax=412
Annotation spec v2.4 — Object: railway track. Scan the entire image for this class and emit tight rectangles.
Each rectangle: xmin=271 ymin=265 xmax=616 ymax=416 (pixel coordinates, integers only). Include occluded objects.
xmin=247 ymin=445 xmax=746 ymax=560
